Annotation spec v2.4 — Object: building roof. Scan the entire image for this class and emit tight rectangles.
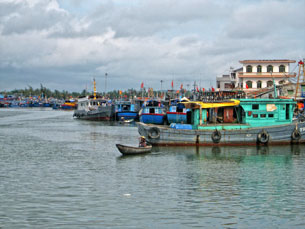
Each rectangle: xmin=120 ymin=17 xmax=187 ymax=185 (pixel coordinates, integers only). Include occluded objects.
xmin=239 ymin=60 xmax=296 ymax=64
xmin=238 ymin=73 xmax=296 ymax=78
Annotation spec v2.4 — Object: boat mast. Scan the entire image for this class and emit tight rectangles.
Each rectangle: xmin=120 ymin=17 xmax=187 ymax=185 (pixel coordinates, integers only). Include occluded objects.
xmin=93 ymin=78 xmax=97 ymax=100
xmin=295 ymin=60 xmax=305 ymax=100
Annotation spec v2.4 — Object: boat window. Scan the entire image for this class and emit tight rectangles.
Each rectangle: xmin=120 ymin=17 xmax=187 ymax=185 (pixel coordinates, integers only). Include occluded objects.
xmin=286 ymin=104 xmax=290 ymax=120
xmin=252 ymin=104 xmax=259 ymax=110
xmin=260 ymin=114 xmax=266 ymax=118
xmin=268 ymin=114 xmax=274 ymax=118
xmin=177 ymin=106 xmax=184 ymax=112
xmin=149 ymin=108 xmax=155 ymax=114
xmin=253 ymin=114 xmax=258 ymax=118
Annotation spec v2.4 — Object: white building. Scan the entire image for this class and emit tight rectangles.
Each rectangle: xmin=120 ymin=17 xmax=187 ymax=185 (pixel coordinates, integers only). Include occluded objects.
xmin=216 ymin=67 xmax=242 ymax=91
xmin=238 ymin=59 xmax=296 ymax=91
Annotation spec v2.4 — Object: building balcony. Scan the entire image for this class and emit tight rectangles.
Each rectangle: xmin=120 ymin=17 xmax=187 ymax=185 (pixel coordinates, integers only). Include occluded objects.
xmin=238 ymin=72 xmax=296 ymax=78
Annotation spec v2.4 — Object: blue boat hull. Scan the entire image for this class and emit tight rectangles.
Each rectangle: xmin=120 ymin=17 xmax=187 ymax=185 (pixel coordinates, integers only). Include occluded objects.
xmin=116 ymin=112 xmax=138 ymax=120
xmin=140 ymin=114 xmax=165 ymax=125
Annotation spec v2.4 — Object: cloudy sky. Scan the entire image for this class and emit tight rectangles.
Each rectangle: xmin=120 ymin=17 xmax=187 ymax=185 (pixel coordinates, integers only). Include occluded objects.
xmin=0 ymin=0 xmax=304 ymax=93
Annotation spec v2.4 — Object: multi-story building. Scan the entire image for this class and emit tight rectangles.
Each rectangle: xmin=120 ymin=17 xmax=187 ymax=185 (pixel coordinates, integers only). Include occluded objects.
xmin=238 ymin=59 xmax=296 ymax=90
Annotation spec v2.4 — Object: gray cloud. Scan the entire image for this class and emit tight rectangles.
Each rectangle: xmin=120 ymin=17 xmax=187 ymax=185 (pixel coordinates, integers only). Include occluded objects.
xmin=0 ymin=0 xmax=304 ymax=92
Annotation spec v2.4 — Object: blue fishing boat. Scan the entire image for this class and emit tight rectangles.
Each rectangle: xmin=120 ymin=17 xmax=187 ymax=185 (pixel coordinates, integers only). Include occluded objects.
xmin=166 ymin=99 xmax=190 ymax=124
xmin=139 ymin=100 xmax=166 ymax=125
xmin=115 ymin=100 xmax=139 ymax=121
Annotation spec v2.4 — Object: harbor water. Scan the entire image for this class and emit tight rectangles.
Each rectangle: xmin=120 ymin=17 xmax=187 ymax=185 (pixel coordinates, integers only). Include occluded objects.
xmin=1 ymin=108 xmax=305 ymax=228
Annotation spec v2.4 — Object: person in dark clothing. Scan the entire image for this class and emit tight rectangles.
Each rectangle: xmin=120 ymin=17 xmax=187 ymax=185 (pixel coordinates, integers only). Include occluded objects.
xmin=139 ymin=136 xmax=147 ymax=147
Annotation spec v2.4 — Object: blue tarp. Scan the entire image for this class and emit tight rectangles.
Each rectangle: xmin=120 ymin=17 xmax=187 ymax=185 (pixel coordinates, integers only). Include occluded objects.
xmin=170 ymin=123 xmax=193 ymax=130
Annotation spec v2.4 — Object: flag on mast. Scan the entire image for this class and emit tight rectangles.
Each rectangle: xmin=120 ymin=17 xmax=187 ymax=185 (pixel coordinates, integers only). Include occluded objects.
xmin=141 ymin=82 xmax=144 ymax=89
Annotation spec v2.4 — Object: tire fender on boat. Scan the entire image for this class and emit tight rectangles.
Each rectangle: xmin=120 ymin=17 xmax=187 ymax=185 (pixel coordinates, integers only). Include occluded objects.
xmin=257 ymin=129 xmax=269 ymax=144
xmin=291 ymin=128 xmax=301 ymax=141
xmin=148 ymin=127 xmax=160 ymax=139
xmin=211 ymin=129 xmax=221 ymax=143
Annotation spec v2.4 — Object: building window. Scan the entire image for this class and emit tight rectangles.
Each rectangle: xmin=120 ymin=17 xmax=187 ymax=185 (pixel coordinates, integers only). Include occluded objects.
xmin=267 ymin=81 xmax=273 ymax=87
xmin=257 ymin=80 xmax=262 ymax=88
xmin=246 ymin=81 xmax=252 ymax=88
xmin=279 ymin=65 xmax=285 ymax=73
xmin=257 ymin=65 xmax=262 ymax=73
xmin=246 ymin=65 xmax=252 ymax=73
xmin=224 ymin=83 xmax=232 ymax=89
xmin=217 ymin=81 xmax=220 ymax=88
xmin=279 ymin=80 xmax=285 ymax=84
xmin=267 ymin=65 xmax=273 ymax=73
xmin=287 ymin=90 xmax=294 ymax=96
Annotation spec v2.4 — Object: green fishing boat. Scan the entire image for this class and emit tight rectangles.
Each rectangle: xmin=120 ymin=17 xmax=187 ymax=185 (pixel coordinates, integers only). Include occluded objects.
xmin=137 ymin=98 xmax=305 ymax=146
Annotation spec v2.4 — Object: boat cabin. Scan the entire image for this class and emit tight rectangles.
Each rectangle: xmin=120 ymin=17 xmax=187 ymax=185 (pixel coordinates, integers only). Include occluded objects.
xmin=140 ymin=100 xmax=166 ymax=124
xmin=77 ymin=96 xmax=112 ymax=111
xmin=115 ymin=101 xmax=137 ymax=112
xmin=181 ymin=98 xmax=296 ymax=130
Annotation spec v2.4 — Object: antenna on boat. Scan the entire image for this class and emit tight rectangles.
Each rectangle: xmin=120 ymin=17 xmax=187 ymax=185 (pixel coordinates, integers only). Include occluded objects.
xmin=270 ymin=71 xmax=277 ymax=98
xmin=105 ymin=73 xmax=108 ymax=98
xmin=93 ymin=78 xmax=97 ymax=100
xmin=295 ymin=59 xmax=305 ymax=100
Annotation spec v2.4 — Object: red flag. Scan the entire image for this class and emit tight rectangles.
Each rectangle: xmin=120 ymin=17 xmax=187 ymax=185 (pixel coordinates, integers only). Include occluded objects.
xmin=196 ymin=86 xmax=199 ymax=92
xmin=180 ymin=83 xmax=183 ymax=90
xmin=202 ymin=88 xmax=205 ymax=92
xmin=171 ymin=80 xmax=174 ymax=88
xmin=211 ymin=87 xmax=215 ymax=92
xmin=246 ymin=84 xmax=249 ymax=89
xmin=141 ymin=82 xmax=144 ymax=89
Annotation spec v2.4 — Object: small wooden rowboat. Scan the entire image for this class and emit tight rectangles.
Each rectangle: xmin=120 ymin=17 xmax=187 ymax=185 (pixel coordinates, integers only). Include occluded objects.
xmin=116 ymin=144 xmax=152 ymax=155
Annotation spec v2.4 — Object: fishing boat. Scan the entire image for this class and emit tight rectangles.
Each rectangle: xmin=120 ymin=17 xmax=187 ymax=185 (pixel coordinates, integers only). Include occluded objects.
xmin=139 ymin=100 xmax=167 ymax=124
xmin=73 ymin=96 xmax=114 ymax=121
xmin=61 ymin=99 xmax=77 ymax=109
xmin=115 ymin=100 xmax=140 ymax=121
xmin=166 ymin=98 xmax=190 ymax=124
xmin=116 ymin=144 xmax=152 ymax=155
xmin=137 ymin=98 xmax=305 ymax=146
xmin=73 ymin=79 xmax=115 ymax=121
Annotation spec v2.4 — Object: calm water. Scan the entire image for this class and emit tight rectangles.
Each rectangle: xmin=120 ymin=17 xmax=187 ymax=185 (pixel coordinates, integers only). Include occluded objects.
xmin=1 ymin=108 xmax=305 ymax=228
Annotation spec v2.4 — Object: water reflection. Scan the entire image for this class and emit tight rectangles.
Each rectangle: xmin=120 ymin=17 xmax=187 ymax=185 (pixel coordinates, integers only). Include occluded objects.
xmin=152 ymin=144 xmax=303 ymax=162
